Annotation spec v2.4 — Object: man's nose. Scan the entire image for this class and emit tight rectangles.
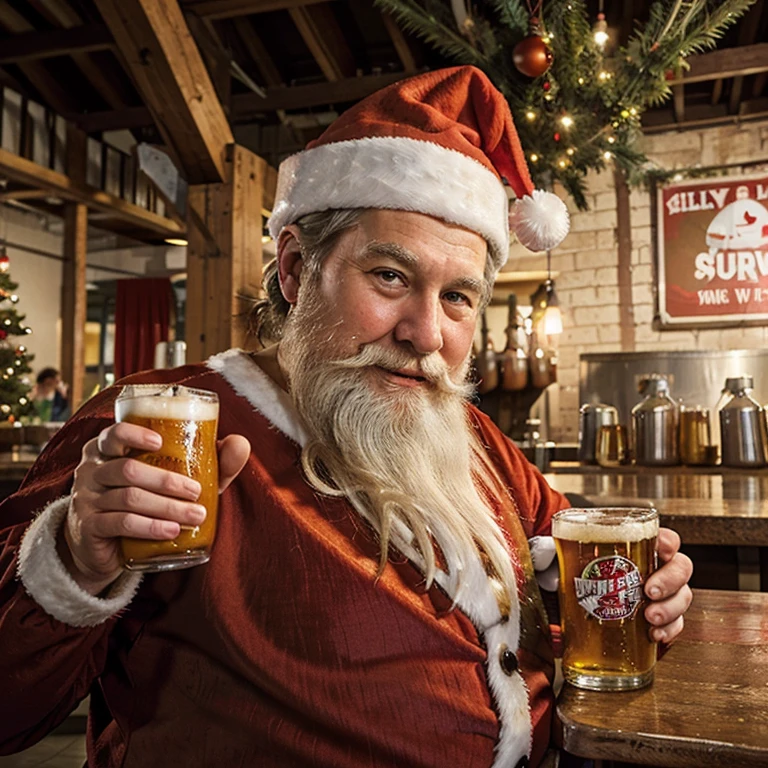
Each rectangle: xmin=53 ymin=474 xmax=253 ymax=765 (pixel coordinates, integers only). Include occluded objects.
xmin=393 ymin=296 xmax=443 ymax=355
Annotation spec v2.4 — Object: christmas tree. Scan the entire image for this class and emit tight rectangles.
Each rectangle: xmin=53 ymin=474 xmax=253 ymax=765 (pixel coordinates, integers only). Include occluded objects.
xmin=373 ymin=0 xmax=756 ymax=208
xmin=0 ymin=248 xmax=35 ymax=422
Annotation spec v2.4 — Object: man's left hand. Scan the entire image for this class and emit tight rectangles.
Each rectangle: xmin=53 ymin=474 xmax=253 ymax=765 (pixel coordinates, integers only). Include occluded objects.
xmin=644 ymin=527 xmax=693 ymax=644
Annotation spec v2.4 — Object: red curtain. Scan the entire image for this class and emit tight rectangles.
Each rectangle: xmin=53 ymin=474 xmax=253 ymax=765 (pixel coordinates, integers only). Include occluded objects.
xmin=114 ymin=278 xmax=172 ymax=380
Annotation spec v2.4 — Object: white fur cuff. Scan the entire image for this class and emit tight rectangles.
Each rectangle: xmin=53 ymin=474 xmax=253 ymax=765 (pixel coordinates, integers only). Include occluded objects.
xmin=18 ymin=496 xmax=142 ymax=627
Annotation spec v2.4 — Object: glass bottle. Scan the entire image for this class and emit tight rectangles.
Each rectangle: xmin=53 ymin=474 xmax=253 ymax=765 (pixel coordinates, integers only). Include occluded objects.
xmin=501 ymin=294 xmax=528 ymax=391
xmin=475 ymin=310 xmax=499 ymax=394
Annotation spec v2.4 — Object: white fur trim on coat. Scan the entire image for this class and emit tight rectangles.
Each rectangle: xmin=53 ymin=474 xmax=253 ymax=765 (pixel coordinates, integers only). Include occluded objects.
xmin=18 ymin=496 xmax=142 ymax=627
xmin=208 ymin=348 xmax=532 ymax=767
xmin=529 ymin=535 xmax=559 ymax=592
xmin=206 ymin=348 xmax=309 ymax=447
xmin=267 ymin=136 xmax=511 ymax=271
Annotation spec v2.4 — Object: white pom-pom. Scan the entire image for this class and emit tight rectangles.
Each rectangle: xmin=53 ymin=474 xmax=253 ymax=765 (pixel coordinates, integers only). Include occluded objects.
xmin=509 ymin=189 xmax=570 ymax=252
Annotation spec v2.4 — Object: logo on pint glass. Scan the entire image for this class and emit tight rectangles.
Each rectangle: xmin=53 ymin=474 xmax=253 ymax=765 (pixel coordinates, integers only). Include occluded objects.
xmin=573 ymin=556 xmax=643 ymax=621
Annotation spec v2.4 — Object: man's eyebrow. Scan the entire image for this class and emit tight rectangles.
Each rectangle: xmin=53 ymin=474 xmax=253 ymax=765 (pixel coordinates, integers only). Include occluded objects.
xmin=360 ymin=241 xmax=487 ymax=297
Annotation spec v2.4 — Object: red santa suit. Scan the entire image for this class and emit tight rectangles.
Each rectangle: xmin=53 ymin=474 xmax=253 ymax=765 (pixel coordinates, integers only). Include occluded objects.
xmin=0 ymin=350 xmax=567 ymax=768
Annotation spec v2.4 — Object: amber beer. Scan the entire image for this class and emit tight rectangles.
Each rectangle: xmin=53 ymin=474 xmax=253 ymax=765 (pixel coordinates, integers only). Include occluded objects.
xmin=115 ymin=385 xmax=220 ymax=572
xmin=552 ymin=507 xmax=659 ymax=691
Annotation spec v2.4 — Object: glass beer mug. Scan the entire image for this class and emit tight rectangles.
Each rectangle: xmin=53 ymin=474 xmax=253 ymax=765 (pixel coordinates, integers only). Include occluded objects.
xmin=115 ymin=384 xmax=220 ymax=572
xmin=552 ymin=507 xmax=659 ymax=691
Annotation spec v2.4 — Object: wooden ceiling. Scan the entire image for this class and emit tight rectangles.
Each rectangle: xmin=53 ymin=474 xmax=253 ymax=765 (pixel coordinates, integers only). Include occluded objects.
xmin=1 ymin=0 xmax=767 ymax=172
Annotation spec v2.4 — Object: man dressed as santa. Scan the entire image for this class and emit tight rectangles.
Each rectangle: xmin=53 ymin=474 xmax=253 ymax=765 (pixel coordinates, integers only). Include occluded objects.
xmin=0 ymin=67 xmax=692 ymax=768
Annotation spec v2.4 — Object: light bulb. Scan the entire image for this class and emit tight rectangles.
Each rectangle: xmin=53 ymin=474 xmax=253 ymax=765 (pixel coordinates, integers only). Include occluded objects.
xmin=530 ymin=153 xmax=539 ymax=163
xmin=561 ymin=115 xmax=574 ymax=128
xmin=18 ymin=397 xmax=26 ymax=405
xmin=593 ymin=14 xmax=609 ymax=47
xmin=543 ymin=304 xmax=563 ymax=335
xmin=526 ymin=110 xmax=537 ymax=121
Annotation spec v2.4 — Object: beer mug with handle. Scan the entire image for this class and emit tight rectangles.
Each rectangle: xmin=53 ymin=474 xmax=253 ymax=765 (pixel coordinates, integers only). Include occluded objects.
xmin=115 ymin=384 xmax=220 ymax=572
xmin=552 ymin=507 xmax=659 ymax=691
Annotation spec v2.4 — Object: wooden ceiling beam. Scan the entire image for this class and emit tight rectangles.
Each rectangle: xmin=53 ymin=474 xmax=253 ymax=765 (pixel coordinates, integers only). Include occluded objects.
xmin=234 ymin=71 xmax=407 ymax=115
xmin=380 ymin=11 xmax=416 ymax=74
xmin=753 ymin=72 xmax=768 ymax=98
xmin=235 ymin=18 xmax=283 ymax=87
xmin=673 ymin=84 xmax=685 ymax=123
xmin=728 ymin=0 xmax=763 ymax=115
xmin=74 ymin=71 xmax=408 ymax=133
xmin=0 ymin=23 xmax=113 ymax=64
xmin=288 ymin=4 xmax=355 ymax=82
xmin=711 ymin=78 xmax=723 ymax=105
xmin=0 ymin=1 xmax=79 ymax=114
xmin=93 ymin=0 xmax=234 ymax=184
xmin=182 ymin=0 xmax=327 ymax=21
xmin=0 ymin=145 xmax=184 ymax=237
xmin=667 ymin=43 xmax=768 ymax=85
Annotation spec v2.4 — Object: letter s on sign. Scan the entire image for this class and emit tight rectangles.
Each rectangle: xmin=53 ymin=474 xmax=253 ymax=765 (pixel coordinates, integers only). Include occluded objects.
xmin=694 ymin=252 xmax=716 ymax=282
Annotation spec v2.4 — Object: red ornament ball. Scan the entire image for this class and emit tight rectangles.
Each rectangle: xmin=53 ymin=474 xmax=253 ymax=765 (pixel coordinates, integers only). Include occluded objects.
xmin=542 ymin=80 xmax=551 ymax=92
xmin=0 ymin=330 xmax=8 ymax=340
xmin=512 ymin=35 xmax=553 ymax=78
xmin=554 ymin=132 xmax=561 ymax=142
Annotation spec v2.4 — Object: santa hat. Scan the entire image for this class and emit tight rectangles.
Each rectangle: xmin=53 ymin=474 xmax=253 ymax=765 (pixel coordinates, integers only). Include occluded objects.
xmin=267 ymin=66 xmax=570 ymax=271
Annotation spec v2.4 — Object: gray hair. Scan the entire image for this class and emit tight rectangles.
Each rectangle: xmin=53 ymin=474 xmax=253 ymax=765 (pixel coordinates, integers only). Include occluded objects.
xmin=249 ymin=209 xmax=364 ymax=345
xmin=248 ymin=208 xmax=496 ymax=345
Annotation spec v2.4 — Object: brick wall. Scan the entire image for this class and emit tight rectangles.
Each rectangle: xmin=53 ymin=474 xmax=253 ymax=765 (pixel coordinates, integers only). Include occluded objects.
xmin=495 ymin=118 xmax=768 ymax=442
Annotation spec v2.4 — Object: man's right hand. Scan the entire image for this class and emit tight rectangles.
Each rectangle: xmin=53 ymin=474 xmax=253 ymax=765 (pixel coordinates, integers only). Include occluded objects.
xmin=61 ymin=422 xmax=250 ymax=595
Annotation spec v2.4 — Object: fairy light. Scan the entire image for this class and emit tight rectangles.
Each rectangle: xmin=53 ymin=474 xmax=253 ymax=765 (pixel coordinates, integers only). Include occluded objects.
xmin=566 ymin=148 xmax=575 ymax=156
xmin=526 ymin=110 xmax=537 ymax=121
xmin=593 ymin=14 xmax=608 ymax=47
xmin=578 ymin=77 xmax=585 ymax=85
xmin=607 ymin=136 xmax=616 ymax=144
xmin=560 ymin=115 xmax=574 ymax=128
xmin=530 ymin=153 xmax=539 ymax=163
xmin=558 ymin=159 xmax=568 ymax=168
xmin=603 ymin=151 xmax=613 ymax=160
xmin=621 ymin=109 xmax=630 ymax=119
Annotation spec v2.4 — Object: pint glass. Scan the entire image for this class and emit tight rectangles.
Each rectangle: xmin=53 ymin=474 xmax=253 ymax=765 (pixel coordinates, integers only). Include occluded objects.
xmin=115 ymin=384 xmax=220 ymax=572
xmin=552 ymin=507 xmax=659 ymax=691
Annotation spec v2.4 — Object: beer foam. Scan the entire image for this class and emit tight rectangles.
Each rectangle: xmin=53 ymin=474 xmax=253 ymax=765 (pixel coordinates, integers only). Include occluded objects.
xmin=552 ymin=512 xmax=658 ymax=543
xmin=116 ymin=385 xmax=219 ymax=422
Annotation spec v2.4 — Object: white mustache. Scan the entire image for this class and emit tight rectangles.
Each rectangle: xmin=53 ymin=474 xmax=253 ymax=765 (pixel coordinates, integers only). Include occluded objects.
xmin=330 ymin=344 xmax=472 ymax=397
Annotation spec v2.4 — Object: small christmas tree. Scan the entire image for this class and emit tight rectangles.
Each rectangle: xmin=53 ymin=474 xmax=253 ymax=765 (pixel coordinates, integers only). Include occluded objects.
xmin=0 ymin=247 xmax=35 ymax=422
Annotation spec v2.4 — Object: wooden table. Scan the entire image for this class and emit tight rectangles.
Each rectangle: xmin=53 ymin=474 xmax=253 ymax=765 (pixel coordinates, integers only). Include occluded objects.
xmin=0 ymin=449 xmax=39 ymax=500
xmin=556 ymin=589 xmax=768 ymax=767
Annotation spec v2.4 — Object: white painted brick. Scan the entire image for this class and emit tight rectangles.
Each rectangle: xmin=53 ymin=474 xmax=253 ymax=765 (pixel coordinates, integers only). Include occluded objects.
xmin=550 ymin=252 xmax=575 ymax=273
xmin=574 ymin=305 xmax=619 ymax=326
xmin=629 ymin=189 xmax=651 ymax=210
xmin=560 ymin=268 xmax=597 ymax=289
xmin=555 ymin=230 xmax=597 ymax=254
xmin=593 ymin=191 xmax=616 ymax=211
xmin=561 ymin=326 xmax=599 ymax=346
xmin=597 ymin=229 xmax=616 ymax=249
xmin=598 ymin=325 xmax=622 ymax=343
xmin=633 ymin=303 xmax=655 ymax=325
xmin=631 ymin=264 xmax=653 ymax=285
xmin=557 ymin=367 xmax=580 ymax=388
xmin=584 ymin=168 xmax=615 ymax=193
xmin=718 ymin=327 xmax=764 ymax=349
xmin=564 ymin=286 xmax=600 ymax=307
xmin=647 ymin=150 xmax=703 ymax=170
xmin=631 ymin=226 xmax=652 ymax=247
xmin=570 ymin=210 xmax=617 ymax=233
xmin=631 ymin=206 xmax=651 ymax=227
xmin=595 ymin=266 xmax=618 ymax=286
xmin=575 ymin=249 xmax=617 ymax=270
xmin=597 ymin=285 xmax=620 ymax=304
xmin=658 ymin=330 xmax=700 ymax=345
xmin=631 ymin=245 xmax=652 ymax=266
xmin=631 ymin=283 xmax=654 ymax=305
xmin=634 ymin=324 xmax=661 ymax=343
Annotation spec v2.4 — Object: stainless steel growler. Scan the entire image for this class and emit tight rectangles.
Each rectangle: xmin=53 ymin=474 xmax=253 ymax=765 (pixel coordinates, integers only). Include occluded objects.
xmin=578 ymin=402 xmax=618 ymax=464
xmin=720 ymin=376 xmax=768 ymax=468
xmin=631 ymin=376 xmax=679 ymax=466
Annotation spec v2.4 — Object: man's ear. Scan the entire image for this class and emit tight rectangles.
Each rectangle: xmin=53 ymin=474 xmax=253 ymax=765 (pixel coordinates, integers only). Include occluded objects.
xmin=276 ymin=225 xmax=303 ymax=304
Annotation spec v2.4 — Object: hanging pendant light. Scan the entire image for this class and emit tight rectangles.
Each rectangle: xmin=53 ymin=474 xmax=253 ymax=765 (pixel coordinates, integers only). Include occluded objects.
xmin=542 ymin=248 xmax=563 ymax=335
xmin=593 ymin=0 xmax=608 ymax=48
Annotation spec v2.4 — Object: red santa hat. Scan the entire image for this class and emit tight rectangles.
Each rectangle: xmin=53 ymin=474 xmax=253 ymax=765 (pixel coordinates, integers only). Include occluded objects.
xmin=267 ymin=65 xmax=570 ymax=272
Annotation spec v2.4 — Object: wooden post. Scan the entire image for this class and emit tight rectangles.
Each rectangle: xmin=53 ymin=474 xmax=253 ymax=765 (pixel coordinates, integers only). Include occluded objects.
xmin=614 ymin=168 xmax=636 ymax=352
xmin=60 ymin=125 xmax=88 ymax=409
xmin=186 ymin=144 xmax=267 ymax=362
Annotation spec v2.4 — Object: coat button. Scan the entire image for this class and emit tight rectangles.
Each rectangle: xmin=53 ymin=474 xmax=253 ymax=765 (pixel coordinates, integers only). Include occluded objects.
xmin=515 ymin=757 xmax=530 ymax=768
xmin=499 ymin=644 xmax=518 ymax=676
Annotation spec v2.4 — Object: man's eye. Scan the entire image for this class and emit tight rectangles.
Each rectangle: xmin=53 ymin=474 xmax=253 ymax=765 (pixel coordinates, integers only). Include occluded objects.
xmin=444 ymin=291 xmax=471 ymax=306
xmin=374 ymin=269 xmax=402 ymax=284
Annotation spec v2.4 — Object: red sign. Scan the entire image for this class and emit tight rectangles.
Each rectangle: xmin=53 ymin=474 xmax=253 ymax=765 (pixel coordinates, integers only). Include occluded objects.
xmin=656 ymin=174 xmax=768 ymax=326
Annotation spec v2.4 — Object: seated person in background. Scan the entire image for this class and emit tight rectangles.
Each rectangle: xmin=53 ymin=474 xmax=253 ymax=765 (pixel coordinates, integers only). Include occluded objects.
xmin=31 ymin=367 xmax=70 ymax=422
xmin=0 ymin=67 xmax=692 ymax=768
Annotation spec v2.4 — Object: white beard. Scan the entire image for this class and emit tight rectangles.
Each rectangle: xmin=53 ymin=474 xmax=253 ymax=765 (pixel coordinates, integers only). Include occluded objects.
xmin=280 ymin=283 xmax=516 ymax=603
